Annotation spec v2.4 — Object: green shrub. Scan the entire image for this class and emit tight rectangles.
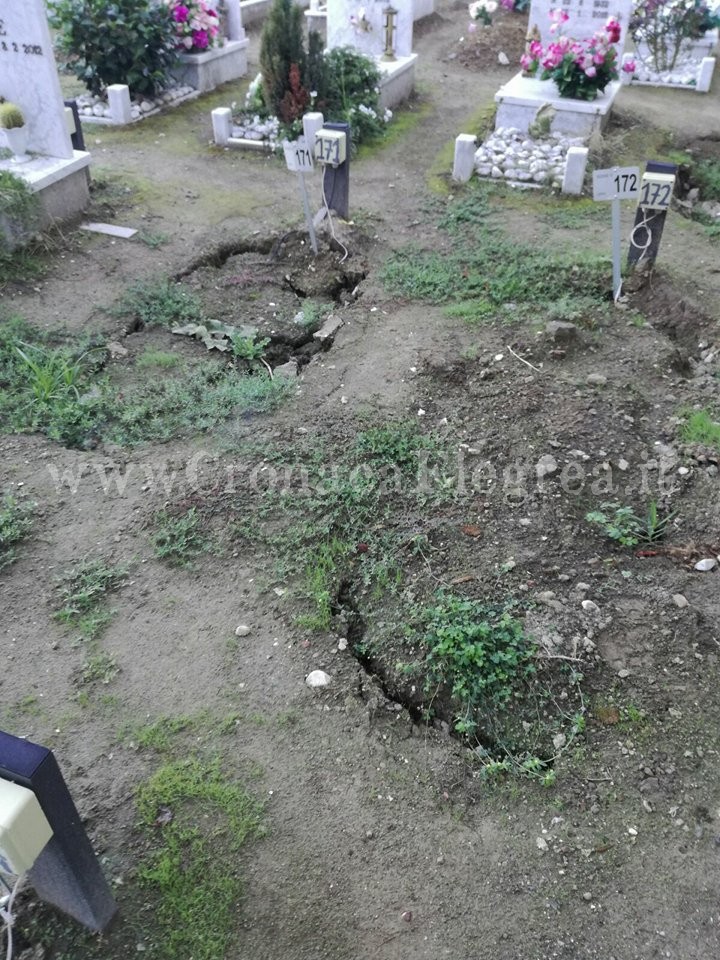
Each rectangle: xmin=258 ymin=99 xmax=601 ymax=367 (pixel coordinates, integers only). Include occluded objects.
xmin=49 ymin=0 xmax=178 ymax=97
xmin=323 ymin=47 xmax=386 ymax=147
xmin=259 ymin=0 xmax=306 ymax=119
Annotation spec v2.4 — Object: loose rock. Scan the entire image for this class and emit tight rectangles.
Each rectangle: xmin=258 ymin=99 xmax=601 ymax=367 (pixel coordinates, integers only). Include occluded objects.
xmin=306 ymin=670 xmax=332 ymax=688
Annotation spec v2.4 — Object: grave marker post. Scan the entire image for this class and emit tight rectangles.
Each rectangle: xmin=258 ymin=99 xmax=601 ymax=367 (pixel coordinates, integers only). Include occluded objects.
xmin=0 ymin=730 xmax=117 ymax=932
xmin=627 ymin=160 xmax=678 ymax=269
xmin=319 ymin=122 xmax=351 ymax=221
xmin=592 ymin=165 xmax=640 ymax=300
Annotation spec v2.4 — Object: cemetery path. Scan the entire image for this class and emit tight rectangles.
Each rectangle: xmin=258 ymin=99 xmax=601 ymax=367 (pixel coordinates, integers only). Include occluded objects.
xmin=3 ymin=3 xmax=720 ymax=960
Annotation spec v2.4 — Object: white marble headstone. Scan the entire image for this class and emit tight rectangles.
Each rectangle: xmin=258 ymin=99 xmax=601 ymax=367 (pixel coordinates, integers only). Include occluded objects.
xmin=0 ymin=0 xmax=74 ymax=159
xmin=527 ymin=0 xmax=633 ymax=52
xmin=326 ymin=0 xmax=414 ymax=59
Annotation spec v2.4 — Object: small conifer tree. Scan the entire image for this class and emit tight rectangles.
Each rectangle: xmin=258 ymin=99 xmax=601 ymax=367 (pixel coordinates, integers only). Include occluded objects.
xmin=305 ymin=29 xmax=328 ymax=105
xmin=259 ymin=0 xmax=306 ymax=118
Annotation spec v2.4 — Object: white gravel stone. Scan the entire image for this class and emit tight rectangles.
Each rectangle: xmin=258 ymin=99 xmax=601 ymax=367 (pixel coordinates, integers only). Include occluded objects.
xmin=306 ymin=670 xmax=332 ymax=688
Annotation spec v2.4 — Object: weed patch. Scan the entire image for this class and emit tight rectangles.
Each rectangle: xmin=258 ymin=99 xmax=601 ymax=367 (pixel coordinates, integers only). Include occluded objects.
xmin=586 ymin=501 xmax=676 ymax=547
xmin=0 ymin=317 xmax=107 ymax=448
xmin=107 ymin=363 xmax=291 ymax=445
xmin=136 ymin=759 xmax=263 ymax=960
xmin=113 ymin=279 xmax=203 ymax=329
xmin=55 ymin=558 xmax=128 ymax=640
xmin=381 ymin=240 xmax=608 ymax=311
xmin=0 ymin=494 xmax=33 ymax=570
xmin=152 ymin=507 xmax=210 ymax=567
xmin=393 ymin=591 xmax=586 ymax=780
xmin=231 ymin=422 xmax=449 ymax=628
xmin=81 ymin=651 xmax=119 ymax=685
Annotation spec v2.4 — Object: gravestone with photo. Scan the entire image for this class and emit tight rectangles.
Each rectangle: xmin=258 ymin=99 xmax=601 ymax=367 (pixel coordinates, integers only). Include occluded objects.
xmin=494 ymin=0 xmax=634 ymax=135
xmin=326 ymin=0 xmax=418 ymax=109
xmin=0 ymin=0 xmax=91 ymax=235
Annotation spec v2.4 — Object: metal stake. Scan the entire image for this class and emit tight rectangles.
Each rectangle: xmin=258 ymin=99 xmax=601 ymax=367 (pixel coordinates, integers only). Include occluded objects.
xmin=611 ymin=197 xmax=622 ymax=301
xmin=297 ymin=172 xmax=318 ymax=255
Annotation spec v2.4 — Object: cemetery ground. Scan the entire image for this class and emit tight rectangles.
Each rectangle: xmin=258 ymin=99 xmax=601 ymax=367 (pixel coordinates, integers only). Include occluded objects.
xmin=3 ymin=9 xmax=720 ymax=960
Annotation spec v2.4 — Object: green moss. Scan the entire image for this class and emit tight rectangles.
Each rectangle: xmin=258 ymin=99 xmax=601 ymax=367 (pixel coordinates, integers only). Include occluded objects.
xmin=136 ymin=759 xmax=264 ymax=960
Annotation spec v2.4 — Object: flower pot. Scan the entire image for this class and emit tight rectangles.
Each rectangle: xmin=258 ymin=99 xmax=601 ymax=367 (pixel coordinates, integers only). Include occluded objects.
xmin=4 ymin=125 xmax=30 ymax=162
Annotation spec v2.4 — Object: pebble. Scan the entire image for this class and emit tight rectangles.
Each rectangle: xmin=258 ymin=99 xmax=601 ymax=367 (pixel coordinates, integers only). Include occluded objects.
xmin=305 ymin=670 xmax=332 ymax=688
xmin=536 ymin=454 xmax=558 ymax=477
xmin=672 ymin=594 xmax=688 ymax=608
xmin=694 ymin=558 xmax=717 ymax=571
xmin=618 ymin=668 xmax=631 ymax=678
xmin=581 ymin=599 xmax=600 ymax=613
xmin=498 ymin=51 xmax=510 ymax=65
xmin=582 ymin=892 xmax=592 ymax=902
xmin=235 ymin=624 xmax=251 ymax=637
xmin=587 ymin=373 xmax=607 ymax=386
xmin=536 ymin=837 xmax=549 ymax=852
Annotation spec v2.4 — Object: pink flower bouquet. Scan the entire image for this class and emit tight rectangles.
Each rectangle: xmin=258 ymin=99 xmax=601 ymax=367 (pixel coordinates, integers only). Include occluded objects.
xmin=165 ymin=0 xmax=221 ymax=52
xmin=521 ymin=10 xmax=635 ymax=99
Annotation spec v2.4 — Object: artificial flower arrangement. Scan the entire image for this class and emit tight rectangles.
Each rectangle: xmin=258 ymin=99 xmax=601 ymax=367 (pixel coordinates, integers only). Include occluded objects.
xmin=520 ymin=9 xmax=636 ymax=99
xmin=164 ymin=0 xmax=221 ymax=52
xmin=468 ymin=0 xmax=529 ymax=29
xmin=630 ymin=0 xmax=720 ymax=72
xmin=350 ymin=6 xmax=372 ymax=32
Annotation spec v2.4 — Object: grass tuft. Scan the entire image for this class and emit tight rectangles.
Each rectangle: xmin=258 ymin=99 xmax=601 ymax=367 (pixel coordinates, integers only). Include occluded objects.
xmin=682 ymin=408 xmax=720 ymax=450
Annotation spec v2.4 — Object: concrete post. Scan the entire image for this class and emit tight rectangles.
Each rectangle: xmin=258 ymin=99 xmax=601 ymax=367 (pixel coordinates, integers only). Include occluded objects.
xmin=562 ymin=146 xmax=589 ymax=195
xmin=452 ymin=134 xmax=477 ymax=182
xmin=106 ymin=84 xmax=132 ymax=125
xmin=212 ymin=107 xmax=232 ymax=145
xmin=697 ymin=57 xmax=715 ymax=93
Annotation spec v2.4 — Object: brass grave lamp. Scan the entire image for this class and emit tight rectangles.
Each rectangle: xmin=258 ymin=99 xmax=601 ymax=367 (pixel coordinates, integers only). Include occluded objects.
xmin=382 ymin=5 xmax=398 ymax=61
